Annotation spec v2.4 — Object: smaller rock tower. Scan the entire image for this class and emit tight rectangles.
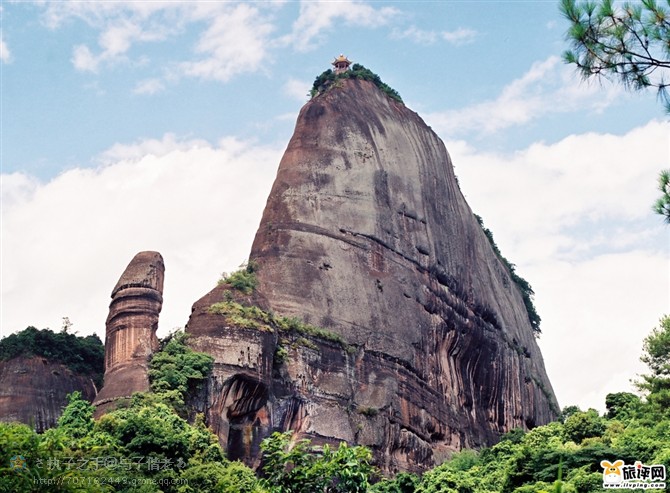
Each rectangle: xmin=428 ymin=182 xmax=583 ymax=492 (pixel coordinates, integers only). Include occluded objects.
xmin=332 ymin=54 xmax=352 ymax=74
xmin=93 ymin=251 xmax=164 ymax=413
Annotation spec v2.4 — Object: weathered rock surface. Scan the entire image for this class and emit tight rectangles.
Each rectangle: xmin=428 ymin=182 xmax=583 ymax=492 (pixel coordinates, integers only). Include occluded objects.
xmin=93 ymin=251 xmax=164 ymax=414
xmin=0 ymin=356 xmax=97 ymax=431
xmin=186 ymin=78 xmax=558 ymax=472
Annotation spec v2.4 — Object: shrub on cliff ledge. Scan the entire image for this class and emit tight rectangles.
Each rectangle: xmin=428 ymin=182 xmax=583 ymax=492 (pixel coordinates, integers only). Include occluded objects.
xmin=208 ymin=301 xmax=273 ymax=331
xmin=208 ymin=300 xmax=352 ymax=350
xmin=218 ymin=260 xmax=259 ymax=295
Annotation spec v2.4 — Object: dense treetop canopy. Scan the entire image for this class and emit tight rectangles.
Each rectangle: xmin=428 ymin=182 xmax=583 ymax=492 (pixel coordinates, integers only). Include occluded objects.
xmin=0 ymin=326 xmax=104 ymax=386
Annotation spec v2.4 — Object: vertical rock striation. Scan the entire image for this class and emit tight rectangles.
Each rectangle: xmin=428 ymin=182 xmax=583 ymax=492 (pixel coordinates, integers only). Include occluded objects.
xmin=93 ymin=251 xmax=164 ymax=413
xmin=186 ymin=78 xmax=558 ymax=472
xmin=0 ymin=356 xmax=97 ymax=431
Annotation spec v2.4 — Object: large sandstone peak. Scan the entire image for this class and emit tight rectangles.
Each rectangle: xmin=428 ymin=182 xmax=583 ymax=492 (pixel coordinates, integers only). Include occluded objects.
xmin=187 ymin=78 xmax=558 ymax=472
xmin=93 ymin=251 xmax=164 ymax=413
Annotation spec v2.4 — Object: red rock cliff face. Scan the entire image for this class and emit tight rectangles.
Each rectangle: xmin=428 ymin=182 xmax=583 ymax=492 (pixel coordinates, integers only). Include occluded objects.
xmin=0 ymin=356 xmax=97 ymax=431
xmin=93 ymin=251 xmax=164 ymax=414
xmin=186 ymin=79 xmax=558 ymax=472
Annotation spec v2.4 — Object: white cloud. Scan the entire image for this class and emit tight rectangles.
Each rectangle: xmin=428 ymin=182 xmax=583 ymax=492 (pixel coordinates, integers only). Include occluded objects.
xmin=96 ymin=133 xmax=211 ymax=164
xmin=283 ymin=77 xmax=310 ymax=102
xmin=449 ymin=120 xmax=668 ymax=249
xmin=40 ymin=1 xmax=184 ymax=32
xmin=392 ymin=26 xmax=438 ymax=45
xmin=30 ymin=1 xmax=407 ymax=84
xmin=282 ymin=0 xmax=398 ymax=51
xmin=392 ymin=25 xmax=477 ymax=46
xmin=425 ymin=56 xmax=623 ymax=136
xmin=0 ymin=173 xmax=39 ymax=209
xmin=38 ymin=1 xmax=273 ymax=82
xmin=448 ymin=119 xmax=670 ymax=410
xmin=0 ymin=5 xmax=8 ymax=63
xmin=133 ymin=78 xmax=165 ymax=95
xmin=177 ymin=4 xmax=274 ymax=82
xmin=1 ymin=136 xmax=282 ymax=341
xmin=72 ymin=44 xmax=100 ymax=72
xmin=0 ymin=36 xmax=11 ymax=63
xmin=534 ymin=252 xmax=668 ymax=411
xmin=441 ymin=28 xmax=477 ymax=45
xmin=66 ymin=11 xmax=174 ymax=73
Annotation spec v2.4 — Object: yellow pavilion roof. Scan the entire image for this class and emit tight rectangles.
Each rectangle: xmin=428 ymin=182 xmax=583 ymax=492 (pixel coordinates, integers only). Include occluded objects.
xmin=332 ymin=54 xmax=352 ymax=65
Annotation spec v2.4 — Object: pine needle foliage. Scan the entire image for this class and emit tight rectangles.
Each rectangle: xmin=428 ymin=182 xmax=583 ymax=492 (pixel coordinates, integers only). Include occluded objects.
xmin=561 ymin=0 xmax=670 ymax=111
xmin=653 ymin=169 xmax=670 ymax=222
xmin=636 ymin=314 xmax=670 ymax=413
xmin=561 ymin=1 xmax=670 ymax=225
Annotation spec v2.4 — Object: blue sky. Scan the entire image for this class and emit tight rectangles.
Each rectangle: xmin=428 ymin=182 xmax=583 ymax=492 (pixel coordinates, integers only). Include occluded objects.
xmin=1 ymin=1 xmax=668 ymax=413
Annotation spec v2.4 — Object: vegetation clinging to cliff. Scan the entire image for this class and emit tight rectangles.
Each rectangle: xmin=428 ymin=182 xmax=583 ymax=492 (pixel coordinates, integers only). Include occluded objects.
xmin=0 ymin=326 xmax=104 ymax=386
xmin=148 ymin=331 xmax=214 ymax=411
xmin=218 ymin=260 xmax=259 ymax=295
xmin=208 ymin=300 xmax=351 ymax=351
xmin=310 ymin=63 xmax=403 ymax=103
xmin=474 ymin=214 xmax=542 ymax=336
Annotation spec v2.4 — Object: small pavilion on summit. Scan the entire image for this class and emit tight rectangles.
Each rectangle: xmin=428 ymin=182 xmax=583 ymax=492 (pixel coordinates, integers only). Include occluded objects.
xmin=332 ymin=54 xmax=352 ymax=74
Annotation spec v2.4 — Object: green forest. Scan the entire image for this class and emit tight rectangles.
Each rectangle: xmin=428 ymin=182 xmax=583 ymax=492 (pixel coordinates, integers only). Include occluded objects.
xmin=1 ymin=315 xmax=668 ymax=492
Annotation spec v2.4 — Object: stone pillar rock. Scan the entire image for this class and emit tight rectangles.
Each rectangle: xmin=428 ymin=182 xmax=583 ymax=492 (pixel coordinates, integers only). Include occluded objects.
xmin=93 ymin=251 xmax=164 ymax=414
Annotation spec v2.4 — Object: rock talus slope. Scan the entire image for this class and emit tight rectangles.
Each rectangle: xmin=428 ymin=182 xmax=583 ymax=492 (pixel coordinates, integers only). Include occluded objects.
xmin=93 ymin=251 xmax=164 ymax=414
xmin=186 ymin=79 xmax=558 ymax=472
